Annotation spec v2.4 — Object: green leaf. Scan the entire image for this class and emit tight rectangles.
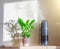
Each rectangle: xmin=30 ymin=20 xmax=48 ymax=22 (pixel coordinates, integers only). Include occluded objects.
xmin=25 ymin=32 xmax=31 ymax=38
xmin=26 ymin=19 xmax=30 ymax=25
xmin=31 ymin=25 xmax=34 ymax=29
xmin=17 ymin=18 xmax=35 ymax=38
xmin=17 ymin=18 xmax=26 ymax=30
xmin=17 ymin=18 xmax=23 ymax=26
xmin=30 ymin=20 xmax=35 ymax=25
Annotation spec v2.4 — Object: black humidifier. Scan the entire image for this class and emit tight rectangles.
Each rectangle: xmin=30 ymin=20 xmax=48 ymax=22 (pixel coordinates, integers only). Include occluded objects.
xmin=41 ymin=20 xmax=48 ymax=46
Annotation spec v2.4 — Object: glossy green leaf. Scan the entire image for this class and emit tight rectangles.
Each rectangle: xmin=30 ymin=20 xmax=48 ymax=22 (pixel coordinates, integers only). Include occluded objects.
xmin=17 ymin=18 xmax=35 ymax=38
xmin=29 ymin=20 xmax=35 ymax=25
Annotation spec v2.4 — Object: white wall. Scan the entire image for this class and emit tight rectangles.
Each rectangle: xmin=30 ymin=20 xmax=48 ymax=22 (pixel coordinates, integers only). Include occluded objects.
xmin=0 ymin=0 xmax=44 ymax=45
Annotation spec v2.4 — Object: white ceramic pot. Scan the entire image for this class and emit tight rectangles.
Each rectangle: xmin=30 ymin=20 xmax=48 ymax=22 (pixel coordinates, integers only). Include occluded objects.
xmin=22 ymin=38 xmax=30 ymax=46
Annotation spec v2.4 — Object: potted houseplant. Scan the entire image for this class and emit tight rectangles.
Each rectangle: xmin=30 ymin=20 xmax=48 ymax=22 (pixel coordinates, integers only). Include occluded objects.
xmin=17 ymin=18 xmax=35 ymax=46
xmin=4 ymin=20 xmax=20 ymax=45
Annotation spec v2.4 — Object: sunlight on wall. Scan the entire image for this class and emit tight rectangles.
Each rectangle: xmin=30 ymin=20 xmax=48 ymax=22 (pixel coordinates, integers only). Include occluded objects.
xmin=55 ymin=0 xmax=60 ymax=8
xmin=3 ymin=0 xmax=38 ymax=41
xmin=3 ymin=0 xmax=44 ymax=43
xmin=4 ymin=1 xmax=38 ymax=22
xmin=52 ymin=0 xmax=60 ymax=14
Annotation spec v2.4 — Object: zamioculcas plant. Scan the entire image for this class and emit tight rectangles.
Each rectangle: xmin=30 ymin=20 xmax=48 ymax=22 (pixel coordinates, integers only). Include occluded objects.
xmin=17 ymin=18 xmax=35 ymax=46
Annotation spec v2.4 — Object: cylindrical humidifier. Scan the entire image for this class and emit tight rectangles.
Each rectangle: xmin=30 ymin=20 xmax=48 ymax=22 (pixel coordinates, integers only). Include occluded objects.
xmin=41 ymin=20 xmax=48 ymax=46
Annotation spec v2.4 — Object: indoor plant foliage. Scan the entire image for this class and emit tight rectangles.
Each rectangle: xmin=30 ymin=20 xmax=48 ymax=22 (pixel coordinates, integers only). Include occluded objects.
xmin=17 ymin=18 xmax=35 ymax=46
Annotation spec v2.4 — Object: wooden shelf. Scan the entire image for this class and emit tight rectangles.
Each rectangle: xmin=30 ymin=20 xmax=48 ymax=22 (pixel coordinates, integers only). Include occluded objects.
xmin=0 ymin=41 xmax=58 ymax=49
xmin=0 ymin=46 xmax=57 ymax=49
